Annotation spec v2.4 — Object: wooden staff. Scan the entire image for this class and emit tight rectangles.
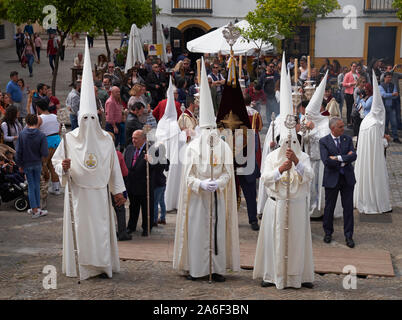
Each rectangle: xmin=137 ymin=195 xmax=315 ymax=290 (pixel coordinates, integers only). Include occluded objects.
xmin=62 ymin=122 xmax=80 ymax=284
xmin=209 ymin=134 xmax=214 ymax=284
xmin=294 ymin=59 xmax=298 ymax=85
xmin=307 ymin=56 xmax=311 ymax=80
xmin=144 ymin=125 xmax=151 ymax=237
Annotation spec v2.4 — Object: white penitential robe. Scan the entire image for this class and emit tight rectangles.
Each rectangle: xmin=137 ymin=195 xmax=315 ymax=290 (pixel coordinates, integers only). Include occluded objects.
xmin=257 ymin=117 xmax=281 ymax=214
xmin=173 ymin=132 xmax=240 ymax=277
xmin=253 ymin=145 xmax=315 ymax=289
xmin=165 ymin=137 xmax=185 ymax=211
xmin=354 ymin=124 xmax=390 ymax=213
xmin=354 ymin=72 xmax=391 ymax=214
xmin=52 ymin=134 xmax=125 ymax=280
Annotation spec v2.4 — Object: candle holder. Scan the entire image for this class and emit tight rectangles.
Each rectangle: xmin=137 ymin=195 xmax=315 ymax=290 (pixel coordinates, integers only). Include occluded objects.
xmin=292 ymin=85 xmax=302 ymax=113
xmin=304 ymin=80 xmax=316 ymax=100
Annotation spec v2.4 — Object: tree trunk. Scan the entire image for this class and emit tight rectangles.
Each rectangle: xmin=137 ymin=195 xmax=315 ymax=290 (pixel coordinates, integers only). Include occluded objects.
xmin=51 ymin=31 xmax=67 ymax=96
xmin=103 ymin=29 xmax=111 ymax=62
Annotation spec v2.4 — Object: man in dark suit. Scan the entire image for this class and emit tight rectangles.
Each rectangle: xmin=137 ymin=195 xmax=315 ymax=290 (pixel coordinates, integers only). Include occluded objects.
xmin=124 ymin=130 xmax=154 ymax=236
xmin=319 ymin=117 xmax=357 ymax=248
xmin=145 ymin=63 xmax=167 ymax=109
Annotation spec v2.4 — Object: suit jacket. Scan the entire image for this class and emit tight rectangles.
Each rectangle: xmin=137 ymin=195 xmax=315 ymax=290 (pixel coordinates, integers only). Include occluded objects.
xmin=145 ymin=71 xmax=167 ymax=108
xmin=319 ymin=134 xmax=357 ymax=188
xmin=124 ymin=144 xmax=152 ymax=196
xmin=124 ymin=144 xmax=167 ymax=195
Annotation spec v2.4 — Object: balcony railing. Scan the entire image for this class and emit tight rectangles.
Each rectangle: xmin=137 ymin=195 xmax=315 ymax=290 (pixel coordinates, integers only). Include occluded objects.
xmin=364 ymin=0 xmax=397 ymax=13
xmin=172 ymin=0 xmax=213 ymax=13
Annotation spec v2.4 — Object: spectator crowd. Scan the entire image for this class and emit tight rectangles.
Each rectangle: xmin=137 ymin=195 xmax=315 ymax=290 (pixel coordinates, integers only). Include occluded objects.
xmin=1 ymin=30 xmax=401 ymax=238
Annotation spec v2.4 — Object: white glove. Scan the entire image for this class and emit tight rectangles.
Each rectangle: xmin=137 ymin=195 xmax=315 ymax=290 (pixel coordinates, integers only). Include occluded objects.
xmin=200 ymin=179 xmax=218 ymax=192
xmin=200 ymin=179 xmax=210 ymax=191
xmin=207 ymin=180 xmax=218 ymax=192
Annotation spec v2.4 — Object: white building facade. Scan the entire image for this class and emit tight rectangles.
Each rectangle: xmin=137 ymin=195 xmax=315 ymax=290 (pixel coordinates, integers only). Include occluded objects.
xmin=314 ymin=0 xmax=401 ymax=68
xmin=141 ymin=0 xmax=401 ymax=69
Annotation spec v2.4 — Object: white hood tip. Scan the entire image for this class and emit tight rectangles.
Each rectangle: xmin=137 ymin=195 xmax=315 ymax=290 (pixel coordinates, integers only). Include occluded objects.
xmin=199 ymin=56 xmax=217 ymax=129
xmin=78 ymin=37 xmax=97 ymax=123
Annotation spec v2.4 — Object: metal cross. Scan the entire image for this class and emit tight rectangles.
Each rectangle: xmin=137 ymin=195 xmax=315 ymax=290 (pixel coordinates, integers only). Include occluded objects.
xmin=222 ymin=22 xmax=241 ymax=48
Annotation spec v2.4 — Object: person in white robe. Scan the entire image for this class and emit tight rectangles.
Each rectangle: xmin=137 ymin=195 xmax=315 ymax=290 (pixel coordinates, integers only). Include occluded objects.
xmin=155 ymin=77 xmax=186 ymax=212
xmin=254 ymin=56 xmax=315 ymax=289
xmin=52 ymin=39 xmax=126 ymax=281
xmin=301 ymin=71 xmax=343 ymax=219
xmin=173 ymin=57 xmax=240 ymax=282
xmin=257 ymin=53 xmax=291 ymax=217
xmin=354 ymin=71 xmax=392 ymax=214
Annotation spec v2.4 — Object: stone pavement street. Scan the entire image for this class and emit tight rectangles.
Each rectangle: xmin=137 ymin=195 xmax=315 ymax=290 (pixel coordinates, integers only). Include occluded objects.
xmin=0 ymin=38 xmax=402 ymax=300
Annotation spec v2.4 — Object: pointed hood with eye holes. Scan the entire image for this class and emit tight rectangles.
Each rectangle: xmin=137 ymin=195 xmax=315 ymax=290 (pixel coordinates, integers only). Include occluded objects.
xmin=65 ymin=37 xmax=116 ymax=189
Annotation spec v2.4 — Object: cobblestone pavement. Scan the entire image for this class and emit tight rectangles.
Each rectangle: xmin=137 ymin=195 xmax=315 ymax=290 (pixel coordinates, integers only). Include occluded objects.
xmin=1 ymin=39 xmax=402 ymax=300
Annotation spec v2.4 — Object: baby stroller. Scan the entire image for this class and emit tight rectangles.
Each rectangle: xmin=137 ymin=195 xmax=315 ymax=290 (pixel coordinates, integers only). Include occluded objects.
xmin=0 ymin=182 xmax=29 ymax=212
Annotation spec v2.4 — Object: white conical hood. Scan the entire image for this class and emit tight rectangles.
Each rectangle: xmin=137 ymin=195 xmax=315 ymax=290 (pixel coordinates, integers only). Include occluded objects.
xmin=360 ymin=70 xmax=385 ymax=133
xmin=306 ymin=71 xmax=328 ymax=116
xmin=279 ymin=52 xmax=294 ymax=142
xmin=199 ymin=56 xmax=216 ymax=129
xmin=305 ymin=71 xmax=330 ymax=138
xmin=78 ymin=37 xmax=97 ymax=123
xmin=156 ymin=76 xmax=181 ymax=143
xmin=279 ymin=52 xmax=293 ymax=119
xmin=66 ymin=37 xmax=115 ymax=190
xmin=164 ymin=76 xmax=178 ymax=120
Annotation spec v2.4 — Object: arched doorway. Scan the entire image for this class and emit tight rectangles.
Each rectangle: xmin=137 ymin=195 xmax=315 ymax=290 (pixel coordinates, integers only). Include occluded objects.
xmin=183 ymin=27 xmax=205 ymax=68
xmin=171 ymin=19 xmax=211 ymax=69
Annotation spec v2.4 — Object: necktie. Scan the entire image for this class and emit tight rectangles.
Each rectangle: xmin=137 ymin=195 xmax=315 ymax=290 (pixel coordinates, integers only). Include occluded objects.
xmin=335 ymin=138 xmax=341 ymax=153
xmin=132 ymin=149 xmax=140 ymax=167
xmin=336 ymin=138 xmax=345 ymax=175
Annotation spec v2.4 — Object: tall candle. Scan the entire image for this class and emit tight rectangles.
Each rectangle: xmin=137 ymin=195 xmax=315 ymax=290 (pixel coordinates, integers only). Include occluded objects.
xmin=307 ymin=55 xmax=311 ymax=80
xmin=239 ymin=55 xmax=243 ymax=79
xmin=294 ymin=58 xmax=298 ymax=85
xmin=196 ymin=59 xmax=201 ymax=84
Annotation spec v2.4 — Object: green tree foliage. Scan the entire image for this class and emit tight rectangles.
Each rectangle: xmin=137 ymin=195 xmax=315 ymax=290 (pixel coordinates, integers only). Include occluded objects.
xmin=4 ymin=0 xmax=157 ymax=93
xmin=119 ymin=0 xmax=160 ymax=34
xmin=394 ymin=0 xmax=402 ymax=20
xmin=0 ymin=0 xmax=9 ymax=21
xmin=243 ymin=0 xmax=340 ymax=49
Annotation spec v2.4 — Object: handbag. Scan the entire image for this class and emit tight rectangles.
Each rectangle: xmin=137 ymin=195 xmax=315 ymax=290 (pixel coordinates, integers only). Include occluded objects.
xmin=20 ymin=46 xmax=28 ymax=68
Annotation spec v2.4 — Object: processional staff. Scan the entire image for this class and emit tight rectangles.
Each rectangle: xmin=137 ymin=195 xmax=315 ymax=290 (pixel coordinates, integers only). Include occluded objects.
xmin=283 ymin=114 xmax=297 ymax=288
xmin=62 ymin=122 xmax=81 ymax=284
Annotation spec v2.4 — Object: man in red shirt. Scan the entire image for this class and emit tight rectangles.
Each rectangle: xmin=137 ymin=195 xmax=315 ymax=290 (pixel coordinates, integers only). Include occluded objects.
xmin=152 ymin=89 xmax=182 ymax=122
xmin=47 ymin=33 xmax=59 ymax=73
xmin=105 ymin=86 xmax=124 ymax=148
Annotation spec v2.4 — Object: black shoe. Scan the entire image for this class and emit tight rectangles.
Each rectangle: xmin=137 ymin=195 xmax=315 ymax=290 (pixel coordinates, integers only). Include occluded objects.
xmin=118 ymin=232 xmax=132 ymax=241
xmin=261 ymin=280 xmax=275 ymax=287
xmin=324 ymin=235 xmax=332 ymax=244
xmin=257 ymin=214 xmax=262 ymax=220
xmin=141 ymin=231 xmax=149 ymax=237
xmin=346 ymin=238 xmax=355 ymax=248
xmin=301 ymin=282 xmax=314 ymax=289
xmin=393 ymin=138 xmax=402 ymax=144
xmin=152 ymin=222 xmax=158 ymax=227
xmin=186 ymin=275 xmax=197 ymax=281
xmin=251 ymin=222 xmax=260 ymax=231
xmin=97 ymin=273 xmax=109 ymax=279
xmin=127 ymin=228 xmax=135 ymax=234
xmin=212 ymin=273 xmax=226 ymax=282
